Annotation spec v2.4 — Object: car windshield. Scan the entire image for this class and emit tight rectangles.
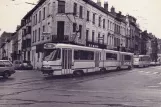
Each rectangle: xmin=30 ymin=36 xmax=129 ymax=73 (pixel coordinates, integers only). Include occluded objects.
xmin=44 ymin=48 xmax=61 ymax=61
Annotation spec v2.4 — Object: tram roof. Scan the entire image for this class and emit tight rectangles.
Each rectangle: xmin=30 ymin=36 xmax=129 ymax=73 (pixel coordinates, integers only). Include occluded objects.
xmin=45 ymin=43 xmax=134 ymax=54
xmin=54 ymin=43 xmax=103 ymax=51
xmin=134 ymin=55 xmax=150 ymax=57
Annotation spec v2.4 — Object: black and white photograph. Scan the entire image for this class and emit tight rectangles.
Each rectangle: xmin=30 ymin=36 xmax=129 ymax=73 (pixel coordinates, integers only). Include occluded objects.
xmin=0 ymin=0 xmax=161 ymax=106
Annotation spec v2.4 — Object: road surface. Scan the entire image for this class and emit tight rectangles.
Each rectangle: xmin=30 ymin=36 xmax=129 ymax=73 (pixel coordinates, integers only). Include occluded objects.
xmin=1 ymin=66 xmax=161 ymax=107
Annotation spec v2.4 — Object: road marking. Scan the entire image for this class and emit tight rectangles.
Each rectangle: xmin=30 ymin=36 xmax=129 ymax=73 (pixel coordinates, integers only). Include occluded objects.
xmin=138 ymin=71 xmax=144 ymax=73
xmin=152 ymin=72 xmax=159 ymax=74
xmin=16 ymin=70 xmax=24 ymax=72
xmin=148 ymin=86 xmax=160 ymax=88
xmin=145 ymin=71 xmax=151 ymax=74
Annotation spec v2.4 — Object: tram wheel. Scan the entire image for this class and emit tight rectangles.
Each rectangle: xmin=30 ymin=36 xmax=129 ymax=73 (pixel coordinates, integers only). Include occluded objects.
xmin=100 ymin=68 xmax=106 ymax=72
xmin=73 ymin=70 xmax=84 ymax=77
xmin=116 ymin=67 xmax=121 ymax=71
xmin=128 ymin=66 xmax=131 ymax=70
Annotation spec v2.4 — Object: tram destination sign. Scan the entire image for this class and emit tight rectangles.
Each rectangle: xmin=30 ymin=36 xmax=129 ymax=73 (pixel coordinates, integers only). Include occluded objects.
xmin=44 ymin=43 xmax=56 ymax=49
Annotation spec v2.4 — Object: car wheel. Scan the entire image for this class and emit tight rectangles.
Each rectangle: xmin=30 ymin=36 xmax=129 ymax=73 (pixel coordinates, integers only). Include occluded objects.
xmin=3 ymin=71 xmax=10 ymax=79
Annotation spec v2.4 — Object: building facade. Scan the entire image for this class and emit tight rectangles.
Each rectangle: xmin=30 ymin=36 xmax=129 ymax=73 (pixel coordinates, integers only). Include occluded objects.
xmin=11 ymin=26 xmax=21 ymax=61
xmin=11 ymin=0 xmax=158 ymax=69
xmin=0 ymin=32 xmax=13 ymax=60
xmin=25 ymin=0 xmax=127 ymax=69
xmin=158 ymin=39 xmax=161 ymax=54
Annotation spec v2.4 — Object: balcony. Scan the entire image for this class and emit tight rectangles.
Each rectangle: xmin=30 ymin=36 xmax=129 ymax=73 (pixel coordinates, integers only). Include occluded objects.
xmin=51 ymin=35 xmax=70 ymax=43
xmin=22 ymin=39 xmax=31 ymax=51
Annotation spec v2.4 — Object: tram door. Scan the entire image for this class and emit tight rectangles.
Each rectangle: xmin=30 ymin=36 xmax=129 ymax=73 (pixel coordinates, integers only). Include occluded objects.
xmin=62 ymin=49 xmax=72 ymax=75
xmin=95 ymin=52 xmax=99 ymax=70
xmin=120 ymin=54 xmax=124 ymax=67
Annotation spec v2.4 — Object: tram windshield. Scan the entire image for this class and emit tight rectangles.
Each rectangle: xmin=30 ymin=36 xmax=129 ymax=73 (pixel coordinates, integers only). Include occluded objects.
xmin=134 ymin=57 xmax=139 ymax=62
xmin=44 ymin=48 xmax=61 ymax=61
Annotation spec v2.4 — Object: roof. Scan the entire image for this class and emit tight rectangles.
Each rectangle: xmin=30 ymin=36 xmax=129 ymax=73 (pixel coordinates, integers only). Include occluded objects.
xmin=0 ymin=31 xmax=13 ymax=38
xmin=22 ymin=0 xmax=113 ymax=24
xmin=83 ymin=0 xmax=109 ymax=15
xmin=22 ymin=0 xmax=45 ymax=20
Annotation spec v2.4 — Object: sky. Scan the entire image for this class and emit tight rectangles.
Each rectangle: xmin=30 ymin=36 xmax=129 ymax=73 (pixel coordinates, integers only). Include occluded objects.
xmin=0 ymin=0 xmax=161 ymax=38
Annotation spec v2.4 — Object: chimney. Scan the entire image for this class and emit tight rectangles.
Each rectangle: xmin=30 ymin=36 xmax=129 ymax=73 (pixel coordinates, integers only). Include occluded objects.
xmin=104 ymin=2 xmax=108 ymax=11
xmin=16 ymin=25 xmax=20 ymax=30
xmin=111 ymin=6 xmax=115 ymax=13
xmin=119 ymin=11 xmax=122 ymax=15
xmin=97 ymin=0 xmax=101 ymax=6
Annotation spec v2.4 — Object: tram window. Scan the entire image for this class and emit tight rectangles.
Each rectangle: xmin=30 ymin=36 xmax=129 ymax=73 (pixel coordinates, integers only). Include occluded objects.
xmin=124 ymin=55 xmax=131 ymax=61
xmin=44 ymin=48 xmax=61 ymax=61
xmin=106 ymin=53 xmax=117 ymax=60
xmin=74 ymin=50 xmax=80 ymax=60
xmin=74 ymin=50 xmax=94 ymax=60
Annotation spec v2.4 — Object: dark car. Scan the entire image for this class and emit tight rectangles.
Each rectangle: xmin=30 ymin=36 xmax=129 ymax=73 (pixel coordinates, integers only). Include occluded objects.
xmin=13 ymin=60 xmax=23 ymax=70
xmin=19 ymin=61 xmax=33 ymax=70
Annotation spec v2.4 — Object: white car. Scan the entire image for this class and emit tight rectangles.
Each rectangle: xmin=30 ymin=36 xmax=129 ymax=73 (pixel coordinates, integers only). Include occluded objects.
xmin=0 ymin=60 xmax=15 ymax=78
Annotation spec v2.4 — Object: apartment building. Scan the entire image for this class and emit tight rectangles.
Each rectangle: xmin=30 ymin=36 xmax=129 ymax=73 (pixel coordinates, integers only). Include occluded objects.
xmin=20 ymin=13 xmax=32 ymax=63
xmin=20 ymin=0 xmax=131 ymax=69
xmin=0 ymin=32 xmax=13 ymax=60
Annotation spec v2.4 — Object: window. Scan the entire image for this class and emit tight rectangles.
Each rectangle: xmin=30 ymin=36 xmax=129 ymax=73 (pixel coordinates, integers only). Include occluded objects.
xmin=32 ymin=31 xmax=35 ymax=43
xmin=48 ymin=3 xmax=51 ymax=17
xmin=114 ymin=37 xmax=117 ymax=47
xmin=27 ymin=26 xmax=31 ymax=34
xmin=98 ymin=33 xmax=100 ymax=43
xmin=87 ymin=11 xmax=89 ymax=21
xmin=44 ymin=49 xmax=61 ymax=61
xmin=73 ymin=3 xmax=77 ymax=16
xmin=93 ymin=13 xmax=95 ymax=24
xmin=58 ymin=1 xmax=65 ymax=13
xmin=106 ymin=53 xmax=117 ymax=60
xmin=110 ymin=22 xmax=112 ymax=30
xmin=43 ymin=7 xmax=46 ymax=19
xmin=38 ymin=28 xmax=40 ymax=41
xmin=35 ymin=29 xmax=37 ymax=42
xmin=42 ymin=25 xmax=45 ymax=40
xmin=107 ymin=20 xmax=109 ymax=29
xmin=33 ymin=16 xmax=35 ymax=25
xmin=124 ymin=55 xmax=131 ymax=61
xmin=107 ymin=35 xmax=109 ymax=45
xmin=98 ymin=16 xmax=101 ymax=27
xmin=92 ymin=31 xmax=95 ymax=42
xmin=39 ymin=11 xmax=41 ymax=22
xmin=35 ymin=14 xmax=37 ymax=25
xmin=73 ymin=23 xmax=77 ymax=32
xmin=79 ymin=25 xmax=82 ymax=39
xmin=37 ymin=52 xmax=40 ymax=62
xmin=102 ymin=35 xmax=104 ymax=44
xmin=79 ymin=6 xmax=83 ymax=18
xmin=103 ymin=19 xmax=105 ymax=29
xmin=74 ymin=50 xmax=94 ymax=60
xmin=0 ymin=61 xmax=5 ymax=67
xmin=86 ymin=30 xmax=89 ymax=41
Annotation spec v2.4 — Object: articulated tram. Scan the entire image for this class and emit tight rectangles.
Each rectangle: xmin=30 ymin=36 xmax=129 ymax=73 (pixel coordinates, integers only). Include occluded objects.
xmin=133 ymin=55 xmax=151 ymax=67
xmin=41 ymin=43 xmax=133 ymax=76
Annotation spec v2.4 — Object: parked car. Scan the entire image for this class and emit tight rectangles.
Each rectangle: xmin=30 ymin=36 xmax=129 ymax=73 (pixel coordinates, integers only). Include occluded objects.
xmin=19 ymin=61 xmax=33 ymax=70
xmin=13 ymin=60 xmax=23 ymax=70
xmin=0 ymin=60 xmax=15 ymax=78
xmin=150 ymin=61 xmax=161 ymax=66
